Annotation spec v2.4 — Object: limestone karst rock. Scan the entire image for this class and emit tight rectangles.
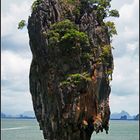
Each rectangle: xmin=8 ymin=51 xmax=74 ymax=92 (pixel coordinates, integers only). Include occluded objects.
xmin=28 ymin=0 xmax=115 ymax=139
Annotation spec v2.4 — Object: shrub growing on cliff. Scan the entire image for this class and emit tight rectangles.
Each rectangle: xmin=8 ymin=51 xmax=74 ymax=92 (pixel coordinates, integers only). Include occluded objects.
xmin=105 ymin=21 xmax=117 ymax=37
xmin=50 ymin=19 xmax=77 ymax=35
xmin=60 ymin=72 xmax=91 ymax=87
xmin=60 ymin=29 xmax=89 ymax=52
xmin=67 ymin=0 xmax=77 ymax=4
xmin=80 ymin=0 xmax=119 ymax=25
xmin=109 ymin=9 xmax=119 ymax=17
xmin=47 ymin=20 xmax=90 ymax=54
xmin=31 ymin=0 xmax=42 ymax=11
xmin=95 ymin=0 xmax=119 ymax=22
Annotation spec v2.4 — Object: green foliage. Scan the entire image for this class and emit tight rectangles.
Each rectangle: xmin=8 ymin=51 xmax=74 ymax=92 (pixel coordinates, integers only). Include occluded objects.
xmin=47 ymin=20 xmax=90 ymax=53
xmin=107 ymin=69 xmax=113 ymax=75
xmin=60 ymin=81 xmax=71 ymax=86
xmin=106 ymin=69 xmax=113 ymax=81
xmin=31 ymin=0 xmax=42 ymax=11
xmin=18 ymin=20 xmax=26 ymax=29
xmin=68 ymin=73 xmax=84 ymax=83
xmin=109 ymin=9 xmax=119 ymax=17
xmin=105 ymin=21 xmax=117 ymax=37
xmin=68 ymin=73 xmax=91 ymax=81
xmin=61 ymin=29 xmax=88 ymax=44
xmin=60 ymin=0 xmax=119 ymax=38
xmin=81 ymin=0 xmax=119 ymax=23
xmin=88 ymin=0 xmax=112 ymax=9
xmin=73 ymin=6 xmax=81 ymax=17
xmin=102 ymin=45 xmax=111 ymax=56
xmin=47 ymin=31 xmax=60 ymax=46
xmin=82 ymin=53 xmax=92 ymax=60
xmin=60 ymin=29 xmax=89 ymax=52
xmin=60 ymin=72 xmax=91 ymax=86
xmin=50 ymin=19 xmax=77 ymax=35
xmin=96 ymin=0 xmax=119 ymax=20
xmin=67 ymin=0 xmax=77 ymax=4
xmin=99 ymin=45 xmax=112 ymax=65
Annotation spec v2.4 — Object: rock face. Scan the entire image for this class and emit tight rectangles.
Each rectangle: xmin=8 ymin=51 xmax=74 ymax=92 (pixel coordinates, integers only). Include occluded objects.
xmin=28 ymin=0 xmax=114 ymax=139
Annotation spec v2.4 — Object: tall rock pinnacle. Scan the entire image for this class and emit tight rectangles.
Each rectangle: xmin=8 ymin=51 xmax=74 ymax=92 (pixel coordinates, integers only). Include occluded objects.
xmin=28 ymin=0 xmax=118 ymax=139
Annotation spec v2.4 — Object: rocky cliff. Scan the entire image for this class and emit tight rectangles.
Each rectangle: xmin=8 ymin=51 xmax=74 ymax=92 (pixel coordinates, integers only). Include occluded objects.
xmin=28 ymin=0 xmax=117 ymax=139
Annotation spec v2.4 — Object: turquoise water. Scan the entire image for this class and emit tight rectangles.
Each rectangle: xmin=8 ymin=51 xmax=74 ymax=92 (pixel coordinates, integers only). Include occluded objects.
xmin=1 ymin=119 xmax=139 ymax=140
xmin=91 ymin=120 xmax=139 ymax=140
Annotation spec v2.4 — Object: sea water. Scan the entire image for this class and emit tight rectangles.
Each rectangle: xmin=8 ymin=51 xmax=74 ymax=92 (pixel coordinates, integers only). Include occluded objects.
xmin=1 ymin=119 xmax=139 ymax=140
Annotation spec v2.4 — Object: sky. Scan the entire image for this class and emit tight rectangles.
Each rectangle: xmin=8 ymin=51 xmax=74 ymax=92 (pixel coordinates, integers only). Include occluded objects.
xmin=1 ymin=0 xmax=139 ymax=116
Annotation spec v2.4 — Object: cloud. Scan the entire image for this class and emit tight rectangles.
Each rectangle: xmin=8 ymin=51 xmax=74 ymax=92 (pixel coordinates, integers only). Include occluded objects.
xmin=111 ymin=54 xmax=139 ymax=96
xmin=1 ymin=0 xmax=34 ymax=115
xmin=1 ymin=0 xmax=33 ymax=13
xmin=1 ymin=50 xmax=32 ymax=115
xmin=1 ymin=50 xmax=31 ymax=80
xmin=1 ymin=1 xmax=32 ymax=37
xmin=1 ymin=91 xmax=33 ymax=115
xmin=111 ymin=0 xmax=133 ymax=10
xmin=110 ymin=0 xmax=139 ymax=97
xmin=110 ymin=94 xmax=139 ymax=116
xmin=1 ymin=33 xmax=31 ymax=57
xmin=1 ymin=0 xmax=34 ymax=57
xmin=111 ymin=0 xmax=139 ymax=58
xmin=108 ymin=0 xmax=139 ymax=114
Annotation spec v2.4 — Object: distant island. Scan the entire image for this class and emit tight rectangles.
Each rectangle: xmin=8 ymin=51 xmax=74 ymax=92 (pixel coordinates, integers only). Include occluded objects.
xmin=134 ymin=114 xmax=139 ymax=120
xmin=1 ymin=111 xmax=35 ymax=119
xmin=110 ymin=110 xmax=139 ymax=120
xmin=1 ymin=110 xmax=139 ymax=120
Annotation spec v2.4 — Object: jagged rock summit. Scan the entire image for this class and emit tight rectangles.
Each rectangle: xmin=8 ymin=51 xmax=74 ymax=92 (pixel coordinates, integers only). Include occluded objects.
xmin=28 ymin=0 xmax=117 ymax=139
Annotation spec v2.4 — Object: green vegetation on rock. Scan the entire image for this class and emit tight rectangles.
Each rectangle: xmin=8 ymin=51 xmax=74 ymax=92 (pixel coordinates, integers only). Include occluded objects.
xmin=105 ymin=21 xmax=117 ymax=37
xmin=102 ymin=45 xmax=111 ymax=56
xmin=67 ymin=0 xmax=77 ymax=4
xmin=31 ymin=0 xmax=42 ymax=11
xmin=60 ymin=72 xmax=91 ymax=86
xmin=46 ymin=19 xmax=90 ymax=54
xmin=18 ymin=20 xmax=26 ymax=29
xmin=81 ymin=0 xmax=119 ymax=19
xmin=109 ymin=9 xmax=119 ymax=17
xmin=97 ymin=45 xmax=112 ymax=66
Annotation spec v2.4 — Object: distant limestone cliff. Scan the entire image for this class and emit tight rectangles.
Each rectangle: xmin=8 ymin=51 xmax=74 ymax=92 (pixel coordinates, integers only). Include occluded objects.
xmin=110 ymin=110 xmax=133 ymax=120
xmin=27 ymin=0 xmax=119 ymax=139
xmin=134 ymin=114 xmax=139 ymax=120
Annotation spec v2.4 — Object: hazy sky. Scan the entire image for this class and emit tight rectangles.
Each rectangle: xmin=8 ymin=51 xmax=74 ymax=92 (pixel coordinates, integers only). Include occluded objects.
xmin=1 ymin=0 xmax=139 ymax=115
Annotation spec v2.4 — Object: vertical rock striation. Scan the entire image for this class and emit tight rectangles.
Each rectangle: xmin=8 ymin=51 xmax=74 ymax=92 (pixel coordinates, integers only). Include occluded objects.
xmin=28 ymin=0 xmax=114 ymax=139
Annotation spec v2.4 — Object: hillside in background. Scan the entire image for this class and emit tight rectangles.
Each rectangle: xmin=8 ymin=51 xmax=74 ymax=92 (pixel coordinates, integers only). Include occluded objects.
xmin=110 ymin=110 xmax=138 ymax=120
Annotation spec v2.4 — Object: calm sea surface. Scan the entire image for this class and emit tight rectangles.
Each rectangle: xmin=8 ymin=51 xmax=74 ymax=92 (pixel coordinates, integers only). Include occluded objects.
xmin=1 ymin=119 xmax=139 ymax=140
